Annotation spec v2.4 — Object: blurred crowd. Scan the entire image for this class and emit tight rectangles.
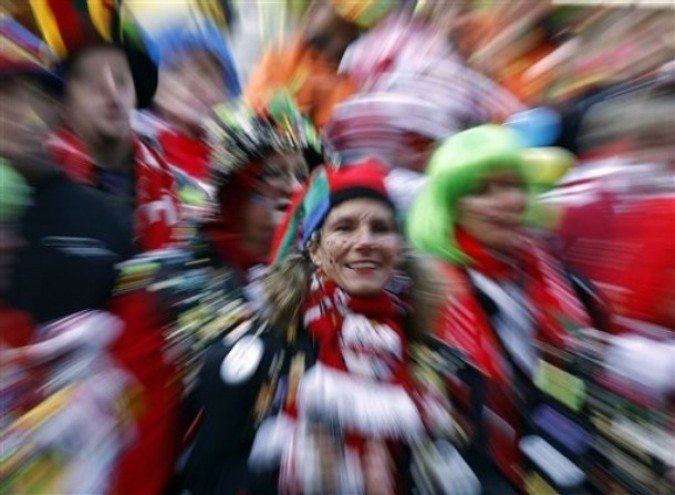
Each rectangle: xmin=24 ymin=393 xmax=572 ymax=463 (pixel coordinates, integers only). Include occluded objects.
xmin=1 ymin=1 xmax=673 ymax=494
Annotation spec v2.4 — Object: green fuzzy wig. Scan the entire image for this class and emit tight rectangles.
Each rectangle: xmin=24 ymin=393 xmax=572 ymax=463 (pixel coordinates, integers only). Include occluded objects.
xmin=407 ymin=125 xmax=525 ymax=265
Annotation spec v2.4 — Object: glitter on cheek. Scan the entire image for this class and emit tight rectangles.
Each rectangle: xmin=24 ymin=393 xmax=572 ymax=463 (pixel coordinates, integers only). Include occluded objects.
xmin=320 ymin=235 xmax=346 ymax=270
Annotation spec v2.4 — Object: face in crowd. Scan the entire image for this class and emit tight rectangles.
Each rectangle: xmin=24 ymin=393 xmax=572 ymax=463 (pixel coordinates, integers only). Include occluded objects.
xmin=62 ymin=46 xmax=136 ymax=145
xmin=154 ymin=50 xmax=230 ymax=136
xmin=240 ymin=151 xmax=308 ymax=259
xmin=1 ymin=74 xmax=58 ymax=158
xmin=310 ymin=198 xmax=401 ymax=296
xmin=399 ymin=132 xmax=438 ymax=173
xmin=0 ymin=72 xmax=61 ymax=185
xmin=456 ymin=170 xmax=527 ymax=254
xmin=303 ymin=2 xmax=361 ymax=65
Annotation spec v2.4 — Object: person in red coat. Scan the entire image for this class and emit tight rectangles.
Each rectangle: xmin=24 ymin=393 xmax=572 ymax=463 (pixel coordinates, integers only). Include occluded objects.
xmin=408 ymin=125 xmax=593 ymax=492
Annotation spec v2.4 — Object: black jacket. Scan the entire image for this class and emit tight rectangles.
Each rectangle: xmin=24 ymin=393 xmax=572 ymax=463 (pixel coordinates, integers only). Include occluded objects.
xmin=8 ymin=173 xmax=135 ymax=323
xmin=181 ymin=319 xmax=316 ymax=495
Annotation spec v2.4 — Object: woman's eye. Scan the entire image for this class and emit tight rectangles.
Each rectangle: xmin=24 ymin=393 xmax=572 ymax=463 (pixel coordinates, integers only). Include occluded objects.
xmin=371 ymin=222 xmax=394 ymax=234
xmin=333 ymin=223 xmax=353 ymax=232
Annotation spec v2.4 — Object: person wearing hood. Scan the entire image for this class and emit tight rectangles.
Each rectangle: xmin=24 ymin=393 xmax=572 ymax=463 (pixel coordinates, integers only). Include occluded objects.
xmin=132 ymin=16 xmax=242 ymax=237
xmin=94 ymin=97 xmax=319 ymax=495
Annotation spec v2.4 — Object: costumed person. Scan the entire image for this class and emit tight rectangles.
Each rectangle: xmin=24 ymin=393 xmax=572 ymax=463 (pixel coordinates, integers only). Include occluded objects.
xmin=0 ymin=16 xmax=137 ymax=324
xmin=180 ymin=159 xmax=481 ymax=495
xmin=200 ymin=95 xmax=321 ymax=307
xmin=245 ymin=0 xmax=397 ymax=129
xmin=554 ymin=80 xmax=675 ymax=332
xmin=121 ymin=94 xmax=319 ymax=331
xmin=30 ymin=0 xmax=180 ymax=253
xmin=24 ymin=4 xmax=184 ymax=493
xmin=133 ymin=15 xmax=241 ymax=239
xmin=135 ymin=15 xmax=240 ymax=191
xmin=407 ymin=125 xmax=597 ymax=493
xmin=110 ymin=96 xmax=321 ymax=484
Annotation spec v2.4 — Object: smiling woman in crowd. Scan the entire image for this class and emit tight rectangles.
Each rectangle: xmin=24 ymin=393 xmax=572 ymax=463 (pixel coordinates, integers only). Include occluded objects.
xmin=180 ymin=159 xmax=479 ymax=495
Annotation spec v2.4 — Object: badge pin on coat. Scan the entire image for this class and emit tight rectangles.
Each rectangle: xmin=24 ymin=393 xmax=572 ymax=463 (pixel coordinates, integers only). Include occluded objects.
xmin=220 ymin=336 xmax=264 ymax=384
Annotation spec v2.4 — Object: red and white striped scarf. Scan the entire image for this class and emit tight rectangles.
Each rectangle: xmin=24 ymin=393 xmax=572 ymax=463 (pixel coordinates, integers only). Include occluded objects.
xmin=275 ymin=274 xmax=426 ymax=494
xmin=248 ymin=274 xmax=459 ymax=493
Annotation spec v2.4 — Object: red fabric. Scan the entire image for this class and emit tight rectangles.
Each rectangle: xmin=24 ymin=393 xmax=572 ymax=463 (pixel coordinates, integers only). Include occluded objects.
xmin=295 ymin=273 xmax=414 ymax=493
xmin=47 ymin=128 xmax=180 ymax=252
xmin=201 ymin=162 xmax=267 ymax=271
xmin=41 ymin=0 xmax=117 ymax=57
xmin=155 ymin=128 xmax=211 ymax=181
xmin=560 ymin=193 xmax=675 ymax=330
xmin=324 ymin=158 xmax=390 ymax=199
xmin=302 ymin=274 xmax=410 ymax=385
xmin=107 ymin=291 xmax=182 ymax=495
xmin=46 ymin=0 xmax=90 ymax=55
xmin=436 ymin=229 xmax=590 ymax=487
xmin=0 ymin=307 xmax=45 ymax=423
xmin=0 ymin=304 xmax=35 ymax=348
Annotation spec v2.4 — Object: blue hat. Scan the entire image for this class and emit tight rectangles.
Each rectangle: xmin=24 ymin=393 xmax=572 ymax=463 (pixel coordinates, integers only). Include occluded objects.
xmin=152 ymin=18 xmax=240 ymax=97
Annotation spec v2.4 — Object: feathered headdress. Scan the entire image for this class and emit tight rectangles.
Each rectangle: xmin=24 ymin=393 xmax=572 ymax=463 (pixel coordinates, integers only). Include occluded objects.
xmin=205 ymin=93 xmax=320 ymax=183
